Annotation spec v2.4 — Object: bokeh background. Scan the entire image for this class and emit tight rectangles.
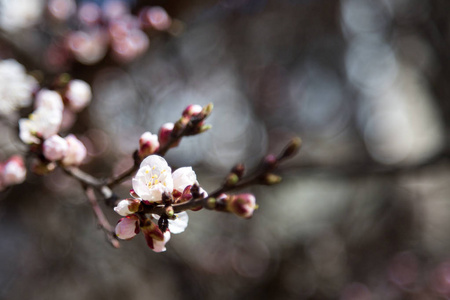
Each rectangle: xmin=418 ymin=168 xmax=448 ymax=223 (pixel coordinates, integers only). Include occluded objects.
xmin=1 ymin=0 xmax=450 ymax=299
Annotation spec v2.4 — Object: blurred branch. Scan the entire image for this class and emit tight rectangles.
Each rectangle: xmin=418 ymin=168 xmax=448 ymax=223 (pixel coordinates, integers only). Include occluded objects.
xmin=85 ymin=186 xmax=120 ymax=248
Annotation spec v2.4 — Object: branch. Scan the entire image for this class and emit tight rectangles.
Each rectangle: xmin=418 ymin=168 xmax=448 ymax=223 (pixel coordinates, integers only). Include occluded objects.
xmin=85 ymin=186 xmax=120 ymax=248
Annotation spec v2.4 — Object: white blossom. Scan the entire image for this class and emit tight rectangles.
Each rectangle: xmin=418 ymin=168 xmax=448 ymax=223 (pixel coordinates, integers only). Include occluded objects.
xmin=19 ymin=105 xmax=63 ymax=144
xmin=0 ymin=0 xmax=44 ymax=32
xmin=132 ymin=155 xmax=173 ymax=202
xmin=65 ymin=79 xmax=92 ymax=112
xmin=61 ymin=134 xmax=87 ymax=166
xmin=172 ymin=167 xmax=197 ymax=192
xmin=34 ymin=89 xmax=64 ymax=111
xmin=43 ymin=135 xmax=68 ymax=161
xmin=0 ymin=59 xmax=37 ymax=114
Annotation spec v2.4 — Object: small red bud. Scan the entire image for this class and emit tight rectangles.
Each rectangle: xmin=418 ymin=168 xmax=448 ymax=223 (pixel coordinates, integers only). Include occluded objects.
xmin=182 ymin=104 xmax=203 ymax=118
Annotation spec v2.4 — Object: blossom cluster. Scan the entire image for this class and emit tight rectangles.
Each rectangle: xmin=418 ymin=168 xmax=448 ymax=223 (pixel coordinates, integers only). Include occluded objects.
xmin=114 ymin=155 xmax=207 ymax=252
xmin=44 ymin=0 xmax=174 ymax=66
xmin=17 ymin=82 xmax=90 ymax=169
xmin=0 ymin=59 xmax=91 ymax=181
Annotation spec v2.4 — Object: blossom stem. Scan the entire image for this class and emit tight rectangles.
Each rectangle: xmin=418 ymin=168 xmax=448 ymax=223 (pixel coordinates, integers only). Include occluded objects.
xmin=85 ymin=187 xmax=120 ymax=248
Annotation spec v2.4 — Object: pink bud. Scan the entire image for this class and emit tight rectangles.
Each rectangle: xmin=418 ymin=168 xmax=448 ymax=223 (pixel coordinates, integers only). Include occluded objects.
xmin=65 ymin=79 xmax=92 ymax=112
xmin=182 ymin=104 xmax=203 ymax=118
xmin=48 ymin=0 xmax=76 ymax=21
xmin=66 ymin=30 xmax=108 ymax=65
xmin=158 ymin=122 xmax=176 ymax=147
xmin=138 ymin=131 xmax=160 ymax=158
xmin=115 ymin=215 xmax=140 ymax=240
xmin=61 ymin=134 xmax=87 ymax=166
xmin=43 ymin=134 xmax=68 ymax=161
xmin=78 ymin=2 xmax=101 ymax=26
xmin=227 ymin=193 xmax=257 ymax=219
xmin=2 ymin=156 xmax=26 ymax=186
xmin=139 ymin=6 xmax=171 ymax=31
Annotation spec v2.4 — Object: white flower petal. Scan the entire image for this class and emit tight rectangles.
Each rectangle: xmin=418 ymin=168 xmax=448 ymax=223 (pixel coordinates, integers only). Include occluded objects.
xmin=169 ymin=211 xmax=189 ymax=234
xmin=152 ymin=231 xmax=171 ymax=253
xmin=172 ymin=166 xmax=196 ymax=192
xmin=152 ymin=211 xmax=189 ymax=234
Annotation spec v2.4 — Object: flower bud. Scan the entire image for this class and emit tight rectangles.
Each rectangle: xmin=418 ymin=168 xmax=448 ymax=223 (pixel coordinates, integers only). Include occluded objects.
xmin=201 ymin=103 xmax=214 ymax=118
xmin=227 ymin=193 xmax=257 ymax=219
xmin=158 ymin=122 xmax=179 ymax=147
xmin=263 ymin=173 xmax=282 ymax=185
xmin=264 ymin=154 xmax=278 ymax=168
xmin=115 ymin=215 xmax=140 ymax=240
xmin=61 ymin=134 xmax=87 ymax=166
xmin=199 ymin=124 xmax=212 ymax=133
xmin=114 ymin=198 xmax=141 ymax=216
xmin=65 ymin=79 xmax=92 ymax=112
xmin=278 ymin=137 xmax=302 ymax=160
xmin=231 ymin=163 xmax=245 ymax=179
xmin=165 ymin=206 xmax=174 ymax=218
xmin=2 ymin=156 xmax=26 ymax=186
xmin=182 ymin=104 xmax=203 ymax=118
xmin=139 ymin=6 xmax=172 ymax=31
xmin=43 ymin=134 xmax=68 ymax=161
xmin=138 ymin=131 xmax=160 ymax=159
xmin=225 ymin=173 xmax=239 ymax=186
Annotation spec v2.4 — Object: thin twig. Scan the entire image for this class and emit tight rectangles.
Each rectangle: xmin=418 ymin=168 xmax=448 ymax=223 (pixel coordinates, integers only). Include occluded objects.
xmin=85 ymin=187 xmax=120 ymax=248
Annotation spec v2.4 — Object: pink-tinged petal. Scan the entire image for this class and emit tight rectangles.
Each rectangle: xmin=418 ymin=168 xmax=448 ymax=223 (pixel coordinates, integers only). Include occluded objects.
xmin=152 ymin=231 xmax=171 ymax=253
xmin=2 ymin=155 xmax=26 ymax=186
xmin=43 ymin=134 xmax=68 ymax=161
xmin=115 ymin=215 xmax=140 ymax=240
xmin=138 ymin=131 xmax=159 ymax=158
xmin=61 ymin=134 xmax=87 ymax=166
xmin=172 ymin=167 xmax=196 ymax=192
xmin=182 ymin=104 xmax=202 ymax=118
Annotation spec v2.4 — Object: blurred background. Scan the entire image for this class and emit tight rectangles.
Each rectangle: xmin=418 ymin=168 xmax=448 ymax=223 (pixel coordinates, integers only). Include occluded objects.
xmin=1 ymin=0 xmax=450 ymax=299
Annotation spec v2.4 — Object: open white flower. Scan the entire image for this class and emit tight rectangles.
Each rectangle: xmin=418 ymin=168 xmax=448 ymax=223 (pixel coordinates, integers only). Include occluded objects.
xmin=19 ymin=105 xmax=63 ymax=144
xmin=132 ymin=155 xmax=174 ymax=202
xmin=0 ymin=59 xmax=37 ymax=114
